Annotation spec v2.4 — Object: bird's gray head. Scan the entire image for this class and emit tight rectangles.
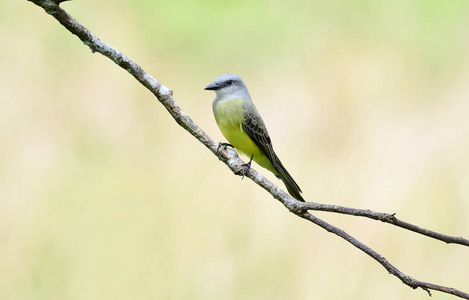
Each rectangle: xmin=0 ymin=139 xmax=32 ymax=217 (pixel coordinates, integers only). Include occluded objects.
xmin=204 ymin=74 xmax=250 ymax=100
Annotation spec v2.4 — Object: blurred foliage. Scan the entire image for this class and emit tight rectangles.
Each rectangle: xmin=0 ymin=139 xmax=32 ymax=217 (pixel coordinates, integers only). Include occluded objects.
xmin=1 ymin=0 xmax=469 ymax=299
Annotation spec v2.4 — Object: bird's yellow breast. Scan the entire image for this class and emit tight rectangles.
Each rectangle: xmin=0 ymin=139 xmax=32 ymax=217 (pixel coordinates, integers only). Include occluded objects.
xmin=213 ymin=98 xmax=263 ymax=159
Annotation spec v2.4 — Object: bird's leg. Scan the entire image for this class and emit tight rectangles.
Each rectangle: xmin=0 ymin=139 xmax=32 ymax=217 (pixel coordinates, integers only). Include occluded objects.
xmin=241 ymin=154 xmax=254 ymax=180
xmin=217 ymin=142 xmax=234 ymax=152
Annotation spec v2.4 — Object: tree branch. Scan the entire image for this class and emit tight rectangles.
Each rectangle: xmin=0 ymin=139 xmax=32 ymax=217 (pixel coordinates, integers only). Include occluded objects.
xmin=300 ymin=212 xmax=469 ymax=299
xmin=296 ymin=202 xmax=469 ymax=246
xmin=27 ymin=1 xmax=469 ymax=298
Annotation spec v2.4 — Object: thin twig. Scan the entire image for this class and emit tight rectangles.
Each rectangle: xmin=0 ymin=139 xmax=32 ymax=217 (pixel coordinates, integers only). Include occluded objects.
xmin=27 ymin=1 xmax=469 ymax=298
xmin=296 ymin=202 xmax=469 ymax=246
xmin=298 ymin=212 xmax=469 ymax=299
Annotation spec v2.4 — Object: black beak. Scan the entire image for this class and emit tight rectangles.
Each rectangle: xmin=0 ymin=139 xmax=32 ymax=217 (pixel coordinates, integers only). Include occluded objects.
xmin=204 ymin=83 xmax=219 ymax=90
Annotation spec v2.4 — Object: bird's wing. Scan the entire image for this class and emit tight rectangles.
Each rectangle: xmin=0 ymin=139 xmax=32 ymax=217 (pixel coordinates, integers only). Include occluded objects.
xmin=242 ymin=102 xmax=304 ymax=200
xmin=242 ymin=104 xmax=279 ymax=168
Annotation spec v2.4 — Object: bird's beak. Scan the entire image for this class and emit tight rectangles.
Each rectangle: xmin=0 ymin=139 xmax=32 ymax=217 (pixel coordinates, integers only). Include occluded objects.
xmin=204 ymin=83 xmax=218 ymax=90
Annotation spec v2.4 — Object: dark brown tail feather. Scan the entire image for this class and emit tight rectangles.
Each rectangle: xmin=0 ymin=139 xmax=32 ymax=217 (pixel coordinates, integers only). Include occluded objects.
xmin=274 ymin=157 xmax=304 ymax=202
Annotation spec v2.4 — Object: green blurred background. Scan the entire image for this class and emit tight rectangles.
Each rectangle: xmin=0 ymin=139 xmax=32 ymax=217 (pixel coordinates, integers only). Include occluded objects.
xmin=2 ymin=0 xmax=469 ymax=299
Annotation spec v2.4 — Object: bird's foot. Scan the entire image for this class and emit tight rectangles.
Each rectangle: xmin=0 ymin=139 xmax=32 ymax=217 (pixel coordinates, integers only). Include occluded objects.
xmin=241 ymin=155 xmax=254 ymax=180
xmin=217 ymin=142 xmax=234 ymax=152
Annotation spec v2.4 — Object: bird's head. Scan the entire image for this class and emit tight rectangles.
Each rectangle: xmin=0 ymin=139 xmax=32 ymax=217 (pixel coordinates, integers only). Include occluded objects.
xmin=204 ymin=74 xmax=249 ymax=99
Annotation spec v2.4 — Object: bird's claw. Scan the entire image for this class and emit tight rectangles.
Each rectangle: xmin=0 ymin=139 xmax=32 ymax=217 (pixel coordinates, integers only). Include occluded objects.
xmin=217 ymin=142 xmax=234 ymax=152
xmin=241 ymin=154 xmax=254 ymax=180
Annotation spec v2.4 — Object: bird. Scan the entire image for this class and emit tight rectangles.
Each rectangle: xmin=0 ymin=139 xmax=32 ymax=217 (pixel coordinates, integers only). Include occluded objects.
xmin=205 ymin=73 xmax=304 ymax=201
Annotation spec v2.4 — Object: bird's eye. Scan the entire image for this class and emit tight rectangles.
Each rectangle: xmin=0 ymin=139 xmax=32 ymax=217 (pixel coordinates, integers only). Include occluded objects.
xmin=227 ymin=80 xmax=234 ymax=85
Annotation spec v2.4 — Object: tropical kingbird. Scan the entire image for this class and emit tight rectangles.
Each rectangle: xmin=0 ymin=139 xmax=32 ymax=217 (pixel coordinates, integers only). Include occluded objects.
xmin=205 ymin=74 xmax=304 ymax=201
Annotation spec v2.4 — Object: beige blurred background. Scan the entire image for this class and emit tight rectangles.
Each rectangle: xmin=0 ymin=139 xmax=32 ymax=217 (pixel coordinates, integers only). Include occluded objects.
xmin=2 ymin=1 xmax=469 ymax=299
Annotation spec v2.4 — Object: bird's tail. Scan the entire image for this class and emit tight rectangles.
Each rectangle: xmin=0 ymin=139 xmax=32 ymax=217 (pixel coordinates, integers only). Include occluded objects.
xmin=274 ymin=156 xmax=304 ymax=202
